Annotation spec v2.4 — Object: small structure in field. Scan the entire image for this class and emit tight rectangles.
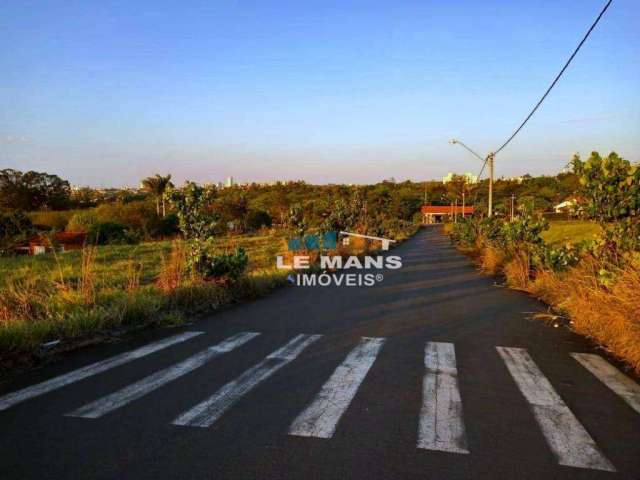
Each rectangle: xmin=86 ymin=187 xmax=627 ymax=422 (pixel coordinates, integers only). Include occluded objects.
xmin=28 ymin=232 xmax=87 ymax=255
xmin=554 ymin=199 xmax=578 ymax=213
xmin=421 ymin=205 xmax=475 ymax=224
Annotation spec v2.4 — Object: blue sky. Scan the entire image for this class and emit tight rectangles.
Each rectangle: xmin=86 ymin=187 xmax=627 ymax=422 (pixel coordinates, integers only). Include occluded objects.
xmin=1 ymin=0 xmax=639 ymax=186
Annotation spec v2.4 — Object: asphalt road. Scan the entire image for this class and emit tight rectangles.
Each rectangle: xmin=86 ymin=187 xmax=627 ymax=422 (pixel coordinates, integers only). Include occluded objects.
xmin=1 ymin=226 xmax=639 ymax=479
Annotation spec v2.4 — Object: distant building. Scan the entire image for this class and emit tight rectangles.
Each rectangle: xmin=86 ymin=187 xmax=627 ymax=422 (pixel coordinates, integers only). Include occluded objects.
xmin=554 ymin=199 xmax=578 ymax=213
xmin=225 ymin=176 xmax=235 ymax=188
xmin=442 ymin=172 xmax=478 ymax=185
xmin=501 ymin=176 xmax=525 ymax=184
xmin=28 ymin=232 xmax=87 ymax=256
xmin=421 ymin=205 xmax=475 ymax=224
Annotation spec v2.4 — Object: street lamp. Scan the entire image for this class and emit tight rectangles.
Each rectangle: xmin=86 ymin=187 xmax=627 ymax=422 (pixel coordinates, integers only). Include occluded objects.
xmin=449 ymin=139 xmax=495 ymax=218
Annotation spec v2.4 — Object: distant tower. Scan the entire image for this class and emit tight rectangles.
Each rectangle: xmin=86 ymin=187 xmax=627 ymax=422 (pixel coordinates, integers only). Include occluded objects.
xmin=225 ymin=176 xmax=235 ymax=188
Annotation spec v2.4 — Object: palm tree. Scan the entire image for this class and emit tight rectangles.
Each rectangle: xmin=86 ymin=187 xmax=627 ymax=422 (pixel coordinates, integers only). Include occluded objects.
xmin=141 ymin=174 xmax=174 ymax=217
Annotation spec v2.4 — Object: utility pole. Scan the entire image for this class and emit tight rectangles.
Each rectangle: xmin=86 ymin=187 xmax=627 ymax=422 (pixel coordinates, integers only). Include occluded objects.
xmin=510 ymin=193 xmax=515 ymax=222
xmin=454 ymin=197 xmax=458 ymax=223
xmin=449 ymin=139 xmax=495 ymax=219
xmin=487 ymin=152 xmax=495 ymax=218
xmin=462 ymin=191 xmax=466 ymax=219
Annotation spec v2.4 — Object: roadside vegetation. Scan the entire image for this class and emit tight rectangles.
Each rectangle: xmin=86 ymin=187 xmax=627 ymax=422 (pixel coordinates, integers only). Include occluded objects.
xmin=448 ymin=152 xmax=640 ymax=373
xmin=0 ymin=173 xmax=420 ymax=374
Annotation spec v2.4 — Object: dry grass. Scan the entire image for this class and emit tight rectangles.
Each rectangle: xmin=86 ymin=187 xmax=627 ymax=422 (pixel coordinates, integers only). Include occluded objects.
xmin=125 ymin=260 xmax=143 ymax=292
xmin=0 ymin=279 xmax=53 ymax=326
xmin=455 ymin=234 xmax=640 ymax=373
xmin=503 ymin=250 xmax=531 ymax=290
xmin=78 ymin=245 xmax=97 ymax=304
xmin=531 ymin=259 xmax=640 ymax=373
xmin=157 ymin=241 xmax=187 ymax=293
xmin=479 ymin=245 xmax=505 ymax=275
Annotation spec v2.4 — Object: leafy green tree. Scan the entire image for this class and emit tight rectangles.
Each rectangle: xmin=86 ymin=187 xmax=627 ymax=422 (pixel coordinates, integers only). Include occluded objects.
xmin=571 ymin=152 xmax=639 ymax=222
xmin=0 ymin=169 xmax=70 ymax=211
xmin=571 ymin=151 xmax=640 ymax=255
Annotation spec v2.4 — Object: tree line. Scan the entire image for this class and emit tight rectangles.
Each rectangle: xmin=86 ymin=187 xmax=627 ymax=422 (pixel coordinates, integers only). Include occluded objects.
xmin=0 ymin=162 xmax=593 ymax=254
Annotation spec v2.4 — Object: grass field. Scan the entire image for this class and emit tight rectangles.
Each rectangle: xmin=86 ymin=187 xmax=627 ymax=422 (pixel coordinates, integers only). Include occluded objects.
xmin=0 ymin=232 xmax=291 ymax=369
xmin=0 ymin=233 xmax=286 ymax=289
xmin=0 ymin=225 xmax=419 ymax=372
xmin=542 ymin=220 xmax=602 ymax=247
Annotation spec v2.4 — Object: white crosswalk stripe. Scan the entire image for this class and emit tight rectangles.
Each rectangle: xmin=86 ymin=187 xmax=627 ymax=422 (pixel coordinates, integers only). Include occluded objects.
xmin=571 ymin=353 xmax=640 ymax=415
xmin=417 ymin=342 xmax=469 ymax=454
xmin=172 ymin=334 xmax=322 ymax=428
xmin=497 ymin=347 xmax=615 ymax=472
xmin=289 ymin=336 xmax=385 ymax=438
xmin=66 ymin=332 xmax=260 ymax=419
xmin=4 ymin=328 xmax=637 ymax=473
xmin=0 ymin=331 xmax=204 ymax=412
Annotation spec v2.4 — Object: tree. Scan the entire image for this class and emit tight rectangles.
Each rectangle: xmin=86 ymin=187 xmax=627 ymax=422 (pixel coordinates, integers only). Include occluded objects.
xmin=0 ymin=211 xmax=34 ymax=255
xmin=571 ymin=152 xmax=639 ymax=222
xmin=572 ymin=151 xmax=640 ymax=254
xmin=0 ymin=169 xmax=70 ymax=211
xmin=141 ymin=174 xmax=174 ymax=217
xmin=245 ymin=210 xmax=272 ymax=231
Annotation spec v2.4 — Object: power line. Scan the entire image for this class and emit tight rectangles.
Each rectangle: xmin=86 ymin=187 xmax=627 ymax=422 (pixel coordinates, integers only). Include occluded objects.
xmin=476 ymin=157 xmax=488 ymax=181
xmin=493 ymin=0 xmax=613 ymax=155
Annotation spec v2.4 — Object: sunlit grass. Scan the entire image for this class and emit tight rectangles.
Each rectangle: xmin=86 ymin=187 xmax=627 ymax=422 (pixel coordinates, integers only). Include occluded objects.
xmin=542 ymin=220 xmax=602 ymax=247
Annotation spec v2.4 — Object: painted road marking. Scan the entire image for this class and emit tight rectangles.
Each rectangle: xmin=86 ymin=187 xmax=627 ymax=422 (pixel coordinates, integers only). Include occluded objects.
xmin=67 ymin=332 xmax=260 ymax=419
xmin=497 ymin=347 xmax=615 ymax=472
xmin=417 ymin=342 xmax=469 ymax=454
xmin=0 ymin=331 xmax=204 ymax=412
xmin=172 ymin=334 xmax=322 ymax=428
xmin=289 ymin=336 xmax=385 ymax=438
xmin=571 ymin=353 xmax=640 ymax=415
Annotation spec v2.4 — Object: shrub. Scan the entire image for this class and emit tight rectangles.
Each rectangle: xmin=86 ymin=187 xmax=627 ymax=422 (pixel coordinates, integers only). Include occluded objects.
xmin=0 ymin=211 xmax=34 ymax=256
xmin=194 ymin=247 xmax=249 ymax=282
xmin=246 ymin=210 xmax=272 ymax=231
xmin=536 ymin=243 xmax=582 ymax=272
xmin=450 ymin=218 xmax=478 ymax=246
xmin=67 ymin=210 xmax=99 ymax=232
xmin=28 ymin=210 xmax=75 ymax=231
xmin=88 ymin=222 xmax=138 ymax=245
xmin=94 ymin=200 xmax=160 ymax=238
xmin=148 ymin=212 xmax=180 ymax=238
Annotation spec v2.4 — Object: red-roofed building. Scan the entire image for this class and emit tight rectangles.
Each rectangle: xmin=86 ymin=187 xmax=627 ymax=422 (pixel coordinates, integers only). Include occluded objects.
xmin=28 ymin=232 xmax=87 ymax=255
xmin=421 ymin=205 xmax=475 ymax=224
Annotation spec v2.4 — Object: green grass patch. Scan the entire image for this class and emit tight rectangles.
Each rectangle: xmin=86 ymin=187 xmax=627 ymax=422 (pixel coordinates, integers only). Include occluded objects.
xmin=541 ymin=220 xmax=602 ymax=247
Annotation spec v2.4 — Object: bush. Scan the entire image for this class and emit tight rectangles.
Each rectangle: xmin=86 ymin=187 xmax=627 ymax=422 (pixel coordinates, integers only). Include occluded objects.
xmin=88 ymin=222 xmax=138 ymax=245
xmin=0 ymin=212 xmax=34 ymax=256
xmin=245 ymin=210 xmax=272 ymax=231
xmin=67 ymin=210 xmax=99 ymax=232
xmin=28 ymin=210 xmax=76 ymax=231
xmin=94 ymin=200 xmax=160 ymax=238
xmin=194 ymin=247 xmax=249 ymax=282
xmin=148 ymin=213 xmax=180 ymax=238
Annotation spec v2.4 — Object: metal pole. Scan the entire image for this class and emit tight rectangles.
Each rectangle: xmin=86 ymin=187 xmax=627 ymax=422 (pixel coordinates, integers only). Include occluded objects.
xmin=487 ymin=153 xmax=495 ymax=218
xmin=462 ymin=191 xmax=466 ymax=219
xmin=510 ymin=193 xmax=515 ymax=222
xmin=454 ymin=198 xmax=458 ymax=223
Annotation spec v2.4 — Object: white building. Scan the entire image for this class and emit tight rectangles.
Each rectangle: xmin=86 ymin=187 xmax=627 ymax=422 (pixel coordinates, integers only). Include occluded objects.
xmin=225 ymin=176 xmax=235 ymax=188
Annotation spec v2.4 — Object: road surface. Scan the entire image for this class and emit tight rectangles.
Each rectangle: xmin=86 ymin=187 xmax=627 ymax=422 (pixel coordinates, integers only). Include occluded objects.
xmin=1 ymin=227 xmax=639 ymax=479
